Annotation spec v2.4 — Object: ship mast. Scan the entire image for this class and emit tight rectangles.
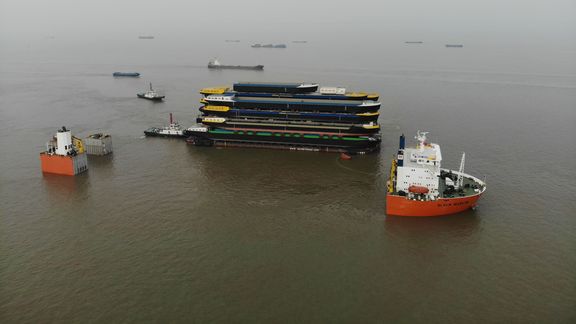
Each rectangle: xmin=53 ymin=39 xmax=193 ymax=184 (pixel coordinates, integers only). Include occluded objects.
xmin=415 ymin=130 xmax=428 ymax=151
xmin=457 ymin=152 xmax=465 ymax=188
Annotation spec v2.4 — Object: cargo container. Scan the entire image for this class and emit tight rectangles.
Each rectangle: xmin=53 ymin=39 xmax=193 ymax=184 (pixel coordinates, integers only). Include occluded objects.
xmin=84 ymin=133 xmax=113 ymax=155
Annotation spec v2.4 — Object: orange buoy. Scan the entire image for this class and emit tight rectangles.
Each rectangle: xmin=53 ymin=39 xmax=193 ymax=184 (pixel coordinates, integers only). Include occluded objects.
xmin=408 ymin=185 xmax=429 ymax=194
xmin=340 ymin=153 xmax=352 ymax=160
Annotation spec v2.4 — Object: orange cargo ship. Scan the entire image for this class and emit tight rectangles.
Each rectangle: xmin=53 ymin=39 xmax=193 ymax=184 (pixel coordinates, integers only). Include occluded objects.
xmin=386 ymin=131 xmax=486 ymax=217
xmin=40 ymin=127 xmax=88 ymax=176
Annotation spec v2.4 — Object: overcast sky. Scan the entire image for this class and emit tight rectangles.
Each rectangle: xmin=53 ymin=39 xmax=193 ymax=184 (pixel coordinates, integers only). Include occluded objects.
xmin=1 ymin=0 xmax=575 ymax=42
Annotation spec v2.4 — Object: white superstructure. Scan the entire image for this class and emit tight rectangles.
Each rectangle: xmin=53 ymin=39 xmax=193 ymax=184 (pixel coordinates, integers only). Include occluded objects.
xmin=319 ymin=87 xmax=346 ymax=95
xmin=396 ymin=131 xmax=442 ymax=198
xmin=55 ymin=127 xmax=73 ymax=156
xmin=206 ymin=95 xmax=234 ymax=102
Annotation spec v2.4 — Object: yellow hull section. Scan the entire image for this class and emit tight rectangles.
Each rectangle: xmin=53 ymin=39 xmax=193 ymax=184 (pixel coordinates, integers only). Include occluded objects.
xmin=200 ymin=87 xmax=229 ymax=95
xmin=203 ymin=105 xmax=231 ymax=112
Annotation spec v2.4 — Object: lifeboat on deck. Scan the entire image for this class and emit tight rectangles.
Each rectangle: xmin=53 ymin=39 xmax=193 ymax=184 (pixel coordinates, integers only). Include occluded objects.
xmin=408 ymin=185 xmax=429 ymax=194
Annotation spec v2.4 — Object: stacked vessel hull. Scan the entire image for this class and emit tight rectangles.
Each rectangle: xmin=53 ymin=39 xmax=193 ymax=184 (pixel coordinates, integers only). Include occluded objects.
xmin=200 ymin=106 xmax=380 ymax=123
xmin=185 ymin=128 xmax=380 ymax=153
xmin=191 ymin=82 xmax=382 ymax=153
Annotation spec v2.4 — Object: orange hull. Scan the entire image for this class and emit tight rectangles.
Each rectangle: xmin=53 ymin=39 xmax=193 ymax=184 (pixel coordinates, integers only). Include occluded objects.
xmin=40 ymin=153 xmax=88 ymax=176
xmin=386 ymin=193 xmax=483 ymax=217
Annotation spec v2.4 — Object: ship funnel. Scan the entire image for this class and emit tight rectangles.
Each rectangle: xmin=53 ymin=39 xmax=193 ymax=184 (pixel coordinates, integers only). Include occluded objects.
xmin=397 ymin=134 xmax=405 ymax=167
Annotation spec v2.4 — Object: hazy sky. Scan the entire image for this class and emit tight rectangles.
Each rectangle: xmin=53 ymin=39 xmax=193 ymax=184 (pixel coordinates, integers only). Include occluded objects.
xmin=1 ymin=0 xmax=575 ymax=42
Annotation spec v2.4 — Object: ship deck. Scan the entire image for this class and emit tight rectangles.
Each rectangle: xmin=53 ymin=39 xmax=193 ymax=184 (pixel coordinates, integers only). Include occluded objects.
xmin=231 ymin=96 xmax=372 ymax=106
xmin=391 ymin=169 xmax=486 ymax=199
xmin=437 ymin=172 xmax=485 ymax=198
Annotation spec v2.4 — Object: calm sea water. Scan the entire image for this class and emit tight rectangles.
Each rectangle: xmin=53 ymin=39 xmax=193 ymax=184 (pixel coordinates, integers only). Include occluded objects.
xmin=1 ymin=37 xmax=575 ymax=323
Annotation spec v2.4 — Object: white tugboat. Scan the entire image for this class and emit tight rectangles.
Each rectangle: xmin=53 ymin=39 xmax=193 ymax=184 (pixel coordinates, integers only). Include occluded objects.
xmin=144 ymin=113 xmax=184 ymax=138
xmin=137 ymin=83 xmax=165 ymax=101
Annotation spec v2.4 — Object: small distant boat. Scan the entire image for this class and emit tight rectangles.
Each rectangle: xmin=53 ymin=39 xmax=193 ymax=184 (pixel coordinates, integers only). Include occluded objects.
xmin=225 ymin=40 xmax=241 ymax=43
xmin=340 ymin=153 xmax=352 ymax=160
xmin=292 ymin=40 xmax=308 ymax=43
xmin=405 ymin=41 xmax=423 ymax=44
xmin=138 ymin=36 xmax=154 ymax=39
xmin=113 ymin=72 xmax=140 ymax=77
xmin=251 ymin=43 xmax=286 ymax=48
xmin=208 ymin=59 xmax=263 ymax=71
xmin=445 ymin=44 xmax=464 ymax=48
xmin=144 ymin=113 xmax=184 ymax=137
xmin=137 ymin=83 xmax=165 ymax=101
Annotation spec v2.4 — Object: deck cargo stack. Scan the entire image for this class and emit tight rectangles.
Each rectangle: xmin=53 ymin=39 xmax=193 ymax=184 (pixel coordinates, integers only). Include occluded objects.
xmin=186 ymin=82 xmax=381 ymax=154
xmin=84 ymin=133 xmax=113 ymax=155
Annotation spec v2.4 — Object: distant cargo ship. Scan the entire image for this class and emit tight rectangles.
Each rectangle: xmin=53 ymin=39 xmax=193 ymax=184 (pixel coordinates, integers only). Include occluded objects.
xmin=138 ymin=36 xmax=154 ymax=39
xmin=251 ymin=43 xmax=287 ymax=48
xmin=207 ymin=59 xmax=263 ymax=70
xmin=386 ymin=131 xmax=486 ymax=216
xmin=113 ymin=72 xmax=140 ymax=77
xmin=292 ymin=40 xmax=308 ymax=43
xmin=405 ymin=41 xmax=423 ymax=44
xmin=445 ymin=44 xmax=464 ymax=48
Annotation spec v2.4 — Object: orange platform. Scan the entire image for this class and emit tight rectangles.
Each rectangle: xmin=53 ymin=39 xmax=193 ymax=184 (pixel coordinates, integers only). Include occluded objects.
xmin=386 ymin=193 xmax=482 ymax=217
xmin=40 ymin=152 xmax=87 ymax=176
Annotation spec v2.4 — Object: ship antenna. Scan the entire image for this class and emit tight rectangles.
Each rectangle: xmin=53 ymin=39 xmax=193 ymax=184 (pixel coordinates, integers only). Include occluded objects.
xmin=415 ymin=130 xmax=428 ymax=150
xmin=170 ymin=113 xmax=173 ymax=124
xmin=457 ymin=152 xmax=466 ymax=188
xmin=150 ymin=82 xmax=153 ymax=91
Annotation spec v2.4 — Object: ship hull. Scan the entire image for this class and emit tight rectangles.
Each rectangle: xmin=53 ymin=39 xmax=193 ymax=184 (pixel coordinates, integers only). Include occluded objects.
xmin=386 ymin=193 xmax=483 ymax=216
xmin=208 ymin=64 xmax=264 ymax=70
xmin=144 ymin=130 xmax=184 ymax=138
xmin=185 ymin=129 xmax=380 ymax=154
xmin=233 ymin=84 xmax=318 ymax=94
xmin=137 ymin=94 xmax=165 ymax=101
xmin=204 ymin=99 xmax=380 ymax=114
xmin=40 ymin=152 xmax=88 ymax=176
xmin=200 ymin=107 xmax=379 ymax=123
xmin=198 ymin=119 xmax=379 ymax=135
xmin=230 ymin=92 xmax=368 ymax=101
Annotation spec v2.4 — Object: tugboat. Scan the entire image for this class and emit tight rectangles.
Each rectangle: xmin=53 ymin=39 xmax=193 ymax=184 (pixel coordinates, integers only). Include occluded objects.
xmin=386 ymin=131 xmax=486 ymax=216
xmin=137 ymin=83 xmax=165 ymax=101
xmin=207 ymin=59 xmax=264 ymax=70
xmin=144 ymin=113 xmax=184 ymax=138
